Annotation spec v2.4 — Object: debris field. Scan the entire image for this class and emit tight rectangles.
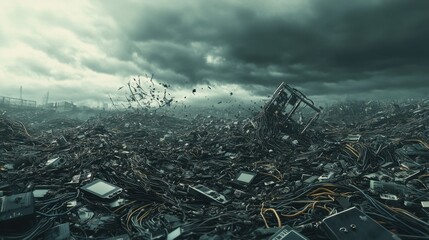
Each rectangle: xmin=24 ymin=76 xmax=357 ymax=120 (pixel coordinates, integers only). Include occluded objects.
xmin=1 ymin=83 xmax=429 ymax=240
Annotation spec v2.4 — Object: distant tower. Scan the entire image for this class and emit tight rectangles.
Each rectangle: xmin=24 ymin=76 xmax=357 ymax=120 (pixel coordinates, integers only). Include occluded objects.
xmin=44 ymin=91 xmax=50 ymax=105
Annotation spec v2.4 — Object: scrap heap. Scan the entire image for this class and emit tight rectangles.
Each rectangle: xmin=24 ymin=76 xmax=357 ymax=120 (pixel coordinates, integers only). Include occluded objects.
xmin=0 ymin=85 xmax=429 ymax=240
xmin=252 ymin=82 xmax=321 ymax=135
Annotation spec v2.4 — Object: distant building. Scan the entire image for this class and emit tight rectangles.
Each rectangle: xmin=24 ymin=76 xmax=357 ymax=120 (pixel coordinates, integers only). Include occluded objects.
xmin=53 ymin=101 xmax=77 ymax=112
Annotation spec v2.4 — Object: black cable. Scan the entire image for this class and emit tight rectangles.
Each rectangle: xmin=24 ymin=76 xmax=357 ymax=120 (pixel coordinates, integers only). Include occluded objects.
xmin=351 ymin=184 xmax=429 ymax=236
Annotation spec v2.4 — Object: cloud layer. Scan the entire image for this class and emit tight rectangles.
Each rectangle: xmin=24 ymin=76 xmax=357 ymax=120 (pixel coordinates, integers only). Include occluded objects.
xmin=1 ymin=0 xmax=428 ymax=106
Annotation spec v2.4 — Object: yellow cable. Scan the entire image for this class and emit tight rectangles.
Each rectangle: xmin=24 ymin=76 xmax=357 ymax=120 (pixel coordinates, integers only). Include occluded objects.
xmin=389 ymin=206 xmax=417 ymax=218
xmin=138 ymin=208 xmax=153 ymax=222
xmin=418 ymin=140 xmax=429 ymax=149
xmin=274 ymin=169 xmax=283 ymax=180
xmin=126 ymin=203 xmax=152 ymax=230
xmin=345 ymin=144 xmax=359 ymax=158
xmin=340 ymin=192 xmax=353 ymax=196
xmin=310 ymin=192 xmax=334 ymax=197
xmin=418 ymin=173 xmax=429 ymax=180
xmin=260 ymin=203 xmax=269 ymax=228
xmin=282 ymin=203 xmax=314 ymax=217
xmin=262 ymin=208 xmax=282 ymax=228
xmin=127 ymin=206 xmax=142 ymax=230
xmin=309 ymin=187 xmax=335 ymax=195
xmin=113 ymin=200 xmax=136 ymax=213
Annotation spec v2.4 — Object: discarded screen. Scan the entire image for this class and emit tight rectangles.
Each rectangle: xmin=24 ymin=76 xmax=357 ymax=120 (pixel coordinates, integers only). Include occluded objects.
xmin=81 ymin=179 xmax=122 ymax=199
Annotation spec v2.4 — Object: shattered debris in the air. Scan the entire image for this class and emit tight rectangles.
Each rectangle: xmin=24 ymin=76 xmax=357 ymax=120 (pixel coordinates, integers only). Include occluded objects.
xmin=1 ymin=83 xmax=429 ymax=240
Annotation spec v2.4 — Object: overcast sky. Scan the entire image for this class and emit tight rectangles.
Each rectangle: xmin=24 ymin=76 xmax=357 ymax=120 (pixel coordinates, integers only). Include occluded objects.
xmin=1 ymin=0 xmax=428 ymax=107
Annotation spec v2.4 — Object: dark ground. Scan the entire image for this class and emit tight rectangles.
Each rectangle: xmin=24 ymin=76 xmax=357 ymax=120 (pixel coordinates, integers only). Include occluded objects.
xmin=1 ymin=100 xmax=429 ymax=239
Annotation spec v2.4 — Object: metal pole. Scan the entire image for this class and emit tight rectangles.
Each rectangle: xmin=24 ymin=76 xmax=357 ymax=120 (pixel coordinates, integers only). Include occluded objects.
xmin=20 ymin=86 xmax=23 ymax=106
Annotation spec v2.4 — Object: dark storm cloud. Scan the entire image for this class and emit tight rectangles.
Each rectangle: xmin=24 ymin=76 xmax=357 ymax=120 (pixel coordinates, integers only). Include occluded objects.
xmin=136 ymin=41 xmax=207 ymax=83
xmin=2 ymin=0 xmax=428 ymax=107
xmin=98 ymin=0 xmax=429 ymax=98
xmin=80 ymin=56 xmax=141 ymax=76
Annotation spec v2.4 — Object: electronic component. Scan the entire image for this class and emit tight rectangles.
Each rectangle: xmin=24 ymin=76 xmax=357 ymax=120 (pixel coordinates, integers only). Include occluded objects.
xmin=363 ymin=172 xmax=392 ymax=181
xmin=44 ymin=223 xmax=70 ymax=240
xmin=46 ymin=157 xmax=66 ymax=169
xmin=56 ymin=135 xmax=68 ymax=146
xmin=370 ymin=180 xmax=407 ymax=196
xmin=188 ymin=184 xmax=228 ymax=204
xmin=321 ymin=207 xmax=399 ymax=240
xmin=343 ymin=134 xmax=361 ymax=142
xmin=105 ymin=234 xmax=130 ymax=240
xmin=109 ymin=198 xmax=127 ymax=208
xmin=81 ymin=179 xmax=122 ymax=199
xmin=233 ymin=171 xmax=257 ymax=187
xmin=67 ymin=200 xmax=77 ymax=208
xmin=380 ymin=194 xmax=399 ymax=201
xmin=421 ymin=201 xmax=429 ymax=208
xmin=269 ymin=225 xmax=309 ymax=240
xmin=318 ymin=172 xmax=335 ymax=182
xmin=398 ymin=144 xmax=429 ymax=156
xmin=33 ymin=189 xmax=49 ymax=198
xmin=393 ymin=169 xmax=421 ymax=182
xmin=77 ymin=206 xmax=94 ymax=222
xmin=67 ymin=174 xmax=81 ymax=185
xmin=167 ymin=227 xmax=183 ymax=240
xmin=303 ymin=175 xmax=319 ymax=184
xmin=0 ymin=192 xmax=34 ymax=223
